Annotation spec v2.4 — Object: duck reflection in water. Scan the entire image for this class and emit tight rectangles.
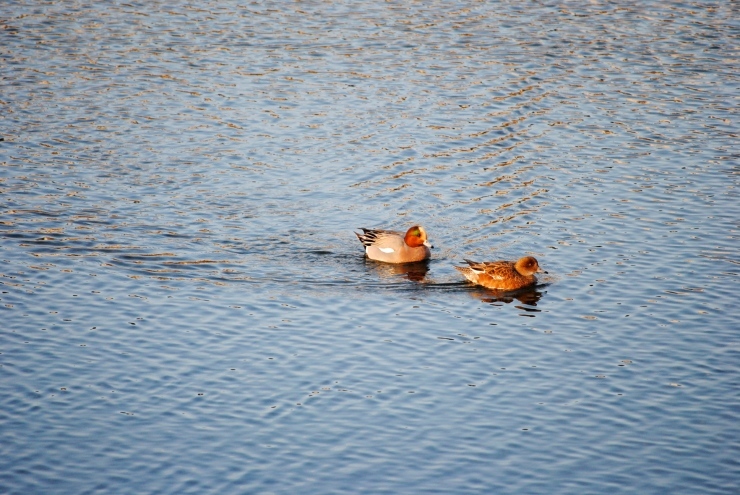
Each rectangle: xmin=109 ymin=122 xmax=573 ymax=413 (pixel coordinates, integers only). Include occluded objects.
xmin=363 ymin=259 xmax=430 ymax=282
xmin=468 ymin=285 xmax=546 ymax=307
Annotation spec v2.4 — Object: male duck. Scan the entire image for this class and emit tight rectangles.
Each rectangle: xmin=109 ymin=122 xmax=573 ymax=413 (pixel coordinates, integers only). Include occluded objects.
xmin=355 ymin=225 xmax=432 ymax=263
xmin=455 ymin=256 xmax=545 ymax=290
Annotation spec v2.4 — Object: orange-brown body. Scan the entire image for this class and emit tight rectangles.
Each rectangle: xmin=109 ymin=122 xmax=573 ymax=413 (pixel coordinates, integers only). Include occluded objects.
xmin=455 ymin=256 xmax=544 ymax=290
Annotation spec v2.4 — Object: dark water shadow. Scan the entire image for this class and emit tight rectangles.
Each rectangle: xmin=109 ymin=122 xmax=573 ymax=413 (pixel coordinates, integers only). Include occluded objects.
xmin=466 ymin=284 xmax=549 ymax=309
xmin=361 ymin=258 xmax=431 ymax=282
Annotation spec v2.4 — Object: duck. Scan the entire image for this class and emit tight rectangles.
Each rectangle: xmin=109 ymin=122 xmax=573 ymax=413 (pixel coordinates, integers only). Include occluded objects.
xmin=455 ymin=256 xmax=545 ymax=290
xmin=355 ymin=225 xmax=432 ymax=263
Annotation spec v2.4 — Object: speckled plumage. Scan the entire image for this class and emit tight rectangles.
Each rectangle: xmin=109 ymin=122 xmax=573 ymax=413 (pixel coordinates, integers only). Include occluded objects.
xmin=455 ymin=256 xmax=544 ymax=290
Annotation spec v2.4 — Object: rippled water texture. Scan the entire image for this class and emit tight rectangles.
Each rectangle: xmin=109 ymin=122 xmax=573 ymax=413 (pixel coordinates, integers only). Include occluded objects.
xmin=1 ymin=1 xmax=738 ymax=494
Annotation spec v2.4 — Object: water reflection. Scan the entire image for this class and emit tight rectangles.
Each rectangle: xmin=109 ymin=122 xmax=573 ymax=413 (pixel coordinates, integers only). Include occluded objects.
xmin=467 ymin=285 xmax=546 ymax=308
xmin=362 ymin=259 xmax=430 ymax=282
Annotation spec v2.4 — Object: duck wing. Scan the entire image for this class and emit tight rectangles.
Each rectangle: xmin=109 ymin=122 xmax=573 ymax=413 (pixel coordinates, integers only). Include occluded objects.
xmin=355 ymin=228 xmax=403 ymax=248
xmin=462 ymin=259 xmax=515 ymax=281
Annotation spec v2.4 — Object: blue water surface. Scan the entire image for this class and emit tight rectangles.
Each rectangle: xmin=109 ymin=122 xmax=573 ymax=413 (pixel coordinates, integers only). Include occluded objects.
xmin=1 ymin=1 xmax=738 ymax=494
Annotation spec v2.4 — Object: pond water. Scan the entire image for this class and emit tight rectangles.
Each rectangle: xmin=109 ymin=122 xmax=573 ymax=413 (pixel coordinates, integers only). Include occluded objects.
xmin=1 ymin=1 xmax=738 ymax=494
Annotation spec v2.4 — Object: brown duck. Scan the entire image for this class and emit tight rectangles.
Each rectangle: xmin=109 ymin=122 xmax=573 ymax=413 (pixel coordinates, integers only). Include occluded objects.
xmin=455 ymin=256 xmax=545 ymax=290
